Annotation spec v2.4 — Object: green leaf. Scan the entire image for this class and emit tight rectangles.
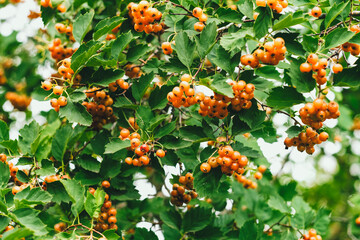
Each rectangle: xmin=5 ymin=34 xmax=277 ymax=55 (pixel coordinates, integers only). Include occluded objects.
xmin=14 ymin=187 xmax=52 ymax=205
xmin=313 ymin=208 xmax=331 ymax=234
xmin=104 ymin=139 xmax=131 ymax=154
xmin=254 ymin=7 xmax=272 ymax=39
xmin=0 ymin=120 xmax=9 ymax=141
xmin=77 ymin=155 xmax=101 ymax=173
xmin=154 ymin=121 xmax=176 ymax=139
xmin=208 ymin=44 xmax=239 ymax=74
xmin=215 ymin=7 xmax=243 ymax=23
xmin=73 ymin=10 xmax=95 ymax=43
xmin=113 ymin=96 xmax=137 ymax=109
xmin=59 ymin=101 xmax=93 ymax=126
xmin=131 ymin=73 xmax=154 ymax=102
xmin=324 ymin=2 xmax=349 ymax=29
xmin=13 ymin=208 xmax=48 ymax=236
xmin=40 ymin=6 xmax=56 ymax=26
xmin=301 ymin=35 xmax=319 ymax=53
xmin=251 ymin=122 xmax=277 ymax=143
xmin=0 ymin=140 xmax=19 ymax=155
xmin=92 ymin=68 xmax=125 ymax=87
xmin=219 ymin=28 xmax=253 ymax=53
xmin=111 ymin=31 xmax=133 ymax=59
xmin=281 ymin=229 xmax=298 ymax=240
xmin=349 ymin=33 xmax=360 ymax=44
xmin=238 ymin=221 xmax=258 ymax=240
xmin=103 ymin=229 xmax=121 ymax=240
xmin=159 ymin=135 xmax=192 ymax=150
xmin=195 ymin=22 xmax=217 ymax=59
xmin=193 ymin=164 xmax=222 ymax=197
xmin=324 ymin=28 xmax=355 ymax=50
xmin=199 ymin=74 xmax=234 ymax=98
xmin=255 ymin=65 xmax=281 ymax=81
xmin=52 ymin=125 xmax=72 ymax=162
xmin=149 ymin=85 xmax=173 ymax=110
xmin=2 ymin=228 xmax=33 ymax=240
xmin=127 ymin=44 xmax=152 ymax=62
xmin=93 ymin=16 xmax=125 ymax=40
xmin=266 ymin=87 xmax=305 ymax=109
xmin=35 ymin=159 xmax=56 ymax=177
xmin=70 ymin=40 xmax=102 ymax=73
xmin=286 ymin=126 xmax=302 ymax=138
xmin=173 ymin=31 xmax=195 ymax=69
xmin=149 ymin=115 xmax=169 ymax=132
xmin=85 ymin=188 xmax=105 ymax=218
xmin=273 ymin=13 xmax=306 ymax=31
xmin=179 ymin=126 xmax=212 ymax=142
xmin=291 ymin=196 xmax=315 ymax=229
xmin=237 ymin=100 xmax=266 ymax=129
xmin=69 ymin=89 xmax=86 ymax=102
xmin=0 ymin=161 xmax=10 ymax=188
xmin=160 ymin=209 xmax=182 ymax=230
xmin=0 ymin=215 xmax=10 ymax=232
xmin=182 ymin=207 xmax=213 ymax=232
xmin=333 ymin=67 xmax=360 ymax=87
xmin=18 ymin=121 xmax=40 ymax=155
xmin=238 ymin=0 xmax=253 ymax=19
xmin=287 ymin=58 xmax=316 ymax=93
xmin=268 ymin=195 xmax=291 ymax=214
xmin=61 ymin=179 xmax=85 ymax=216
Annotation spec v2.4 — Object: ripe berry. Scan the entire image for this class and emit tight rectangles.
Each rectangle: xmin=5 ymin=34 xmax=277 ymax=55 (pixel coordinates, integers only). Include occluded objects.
xmin=300 ymin=63 xmax=312 ymax=73
xmin=108 ymin=208 xmax=117 ymax=216
xmin=192 ymin=7 xmax=203 ymax=18
xmin=102 ymin=180 xmax=110 ymax=188
xmin=356 ymin=217 xmax=360 ymax=225
xmin=0 ymin=153 xmax=7 ymax=162
xmin=200 ymin=162 xmax=211 ymax=173
xmin=42 ymin=80 xmax=52 ymax=91
xmin=120 ymin=128 xmax=130 ymax=138
xmin=258 ymin=165 xmax=267 ymax=173
xmin=332 ymin=63 xmax=343 ymax=73
xmin=156 ymin=149 xmax=165 ymax=158
xmin=108 ymin=216 xmax=117 ymax=224
xmin=57 ymin=96 xmax=67 ymax=107
xmin=256 ymin=0 xmax=266 ymax=7
xmin=319 ymin=132 xmax=329 ymax=142
xmin=254 ymin=172 xmax=263 ymax=180
xmin=307 ymin=54 xmax=318 ymax=65
xmin=53 ymin=86 xmax=63 ymax=95
xmin=311 ymin=6 xmax=322 ymax=18
xmin=140 ymin=144 xmax=150 ymax=153
xmin=194 ymin=22 xmax=205 ymax=32
xmin=198 ymin=13 xmax=208 ymax=22
xmin=50 ymin=98 xmax=59 ymax=108
xmin=181 ymin=74 xmax=191 ymax=82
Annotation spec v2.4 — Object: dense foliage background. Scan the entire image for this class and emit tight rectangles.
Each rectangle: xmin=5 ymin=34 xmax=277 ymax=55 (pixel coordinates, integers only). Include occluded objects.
xmin=1 ymin=0 xmax=360 ymax=239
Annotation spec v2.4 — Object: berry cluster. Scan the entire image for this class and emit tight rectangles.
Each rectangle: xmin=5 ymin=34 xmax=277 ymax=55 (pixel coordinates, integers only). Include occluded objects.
xmin=192 ymin=7 xmax=207 ymax=32
xmin=5 ymin=92 xmax=32 ymax=111
xmin=299 ymin=98 xmax=340 ymax=130
xmin=108 ymin=78 xmax=130 ymax=93
xmin=310 ymin=6 xmax=322 ymax=18
xmin=123 ymin=131 xmax=151 ymax=166
xmin=342 ymin=25 xmax=360 ymax=56
xmin=299 ymin=229 xmax=322 ymax=240
xmin=256 ymin=0 xmax=288 ymax=13
xmin=89 ymin=187 xmax=118 ymax=232
xmin=42 ymin=80 xmax=68 ymax=112
xmin=241 ymin=38 xmax=286 ymax=67
xmin=199 ymin=93 xmax=230 ymax=119
xmin=170 ymin=173 xmax=198 ymax=206
xmin=55 ymin=23 xmax=75 ymax=42
xmin=40 ymin=0 xmax=66 ymax=12
xmin=83 ymin=88 xmax=116 ymax=129
xmin=167 ymin=79 xmax=200 ymax=108
xmin=48 ymin=38 xmax=75 ymax=62
xmin=284 ymin=128 xmax=329 ymax=155
xmin=234 ymin=165 xmax=267 ymax=189
xmin=229 ymin=80 xmax=255 ymax=111
xmin=125 ymin=64 xmax=141 ymax=78
xmin=300 ymin=54 xmax=342 ymax=85
xmin=128 ymin=1 xmax=163 ymax=33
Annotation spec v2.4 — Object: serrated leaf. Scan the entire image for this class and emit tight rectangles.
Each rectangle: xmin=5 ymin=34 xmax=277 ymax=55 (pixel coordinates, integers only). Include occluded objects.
xmin=14 ymin=187 xmax=52 ymax=205
xmin=131 ymin=73 xmax=154 ymax=102
xmin=173 ymin=31 xmax=195 ymax=69
xmin=61 ymin=179 xmax=85 ymax=217
xmin=268 ymin=195 xmax=291 ymax=213
xmin=182 ymin=207 xmax=212 ymax=232
xmin=93 ymin=16 xmax=125 ymax=40
xmin=91 ymin=68 xmax=125 ymax=87
xmin=220 ymin=28 xmax=253 ymax=53
xmin=193 ymin=164 xmax=222 ymax=197
xmin=0 ymin=161 xmax=10 ymax=188
xmin=199 ymin=74 xmax=234 ymax=98
xmin=0 ymin=216 xmax=10 ymax=233
xmin=273 ymin=13 xmax=306 ymax=31
xmin=195 ymin=22 xmax=217 ymax=59
xmin=324 ymin=28 xmax=355 ymax=50
xmin=149 ymin=115 xmax=169 ymax=132
xmin=59 ymin=101 xmax=93 ymax=126
xmin=127 ymin=44 xmax=152 ymax=62
xmin=85 ymin=188 xmax=105 ymax=218
xmin=104 ymin=139 xmax=131 ymax=154
xmin=77 ymin=155 xmax=101 ymax=173
xmin=266 ymin=87 xmax=305 ymax=109
xmin=149 ymin=85 xmax=173 ymax=110
xmin=2 ymin=228 xmax=33 ymax=240
xmin=111 ymin=31 xmax=133 ymax=59
xmin=13 ymin=208 xmax=48 ymax=236
xmin=179 ymin=126 xmax=212 ymax=142
xmin=158 ymin=135 xmax=192 ymax=149
xmin=333 ymin=67 xmax=360 ymax=87
xmin=254 ymin=7 xmax=272 ymax=39
xmin=238 ymin=0 xmax=253 ymax=19
xmin=154 ymin=121 xmax=176 ymax=139
xmin=215 ymin=7 xmax=243 ymax=23
xmin=73 ymin=10 xmax=95 ymax=43
xmin=160 ymin=209 xmax=182 ymax=230
xmin=52 ymin=124 xmax=72 ymax=162
xmin=324 ymin=2 xmax=349 ymax=29
xmin=0 ymin=120 xmax=9 ymax=141
xmin=70 ymin=40 xmax=102 ymax=73
xmin=287 ymin=57 xmax=316 ymax=93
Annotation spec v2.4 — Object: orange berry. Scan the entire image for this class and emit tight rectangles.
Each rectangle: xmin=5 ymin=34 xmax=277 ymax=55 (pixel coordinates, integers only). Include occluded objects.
xmin=156 ymin=149 xmax=165 ymax=158
xmin=311 ymin=6 xmax=322 ymax=18
xmin=300 ymin=62 xmax=312 ymax=73
xmin=319 ymin=132 xmax=329 ymax=142
xmin=42 ymin=80 xmax=52 ymax=91
xmin=200 ymin=162 xmax=211 ymax=173
xmin=254 ymin=172 xmax=263 ymax=180
xmin=256 ymin=0 xmax=266 ymax=7
xmin=194 ymin=22 xmax=205 ymax=32
xmin=53 ymin=86 xmax=63 ymax=95
xmin=102 ymin=180 xmax=110 ymax=188
xmin=57 ymin=96 xmax=67 ymax=107
xmin=258 ymin=165 xmax=267 ymax=173
xmin=307 ymin=54 xmax=318 ymax=65
xmin=332 ymin=63 xmax=343 ymax=73
xmin=356 ymin=217 xmax=360 ymax=225
xmin=192 ymin=7 xmax=203 ymax=18
xmin=198 ymin=13 xmax=208 ymax=22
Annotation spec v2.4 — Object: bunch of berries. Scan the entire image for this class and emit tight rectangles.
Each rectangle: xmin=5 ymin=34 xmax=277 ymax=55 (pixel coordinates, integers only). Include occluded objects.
xmin=229 ymin=80 xmax=255 ymax=111
xmin=108 ymin=78 xmax=130 ymax=93
xmin=299 ymin=229 xmax=322 ymax=240
xmin=40 ymin=0 xmax=66 ymax=12
xmin=122 ymin=130 xmax=151 ymax=166
xmin=192 ymin=7 xmax=207 ymax=32
xmin=128 ymin=1 xmax=163 ymax=33
xmin=342 ymin=25 xmax=360 ymax=56
xmin=89 ymin=188 xmax=118 ymax=232
xmin=167 ymin=76 xmax=203 ymax=108
xmin=55 ymin=23 xmax=75 ymax=42
xmin=170 ymin=173 xmax=198 ymax=206
xmin=1 ymin=153 xmax=30 ymax=194
xmin=299 ymin=98 xmax=340 ymax=130
xmin=57 ymin=58 xmax=80 ymax=82
xmin=234 ymin=165 xmax=267 ymax=189
xmin=5 ymin=92 xmax=32 ymax=111
xmin=42 ymin=80 xmax=68 ymax=112
xmin=256 ymin=0 xmax=288 ymax=13
xmin=198 ymin=93 xmax=231 ymax=119
xmin=83 ymin=88 xmax=116 ymax=129
xmin=284 ymin=127 xmax=329 ymax=154
xmin=48 ymin=38 xmax=75 ymax=62
xmin=125 ymin=64 xmax=141 ymax=78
